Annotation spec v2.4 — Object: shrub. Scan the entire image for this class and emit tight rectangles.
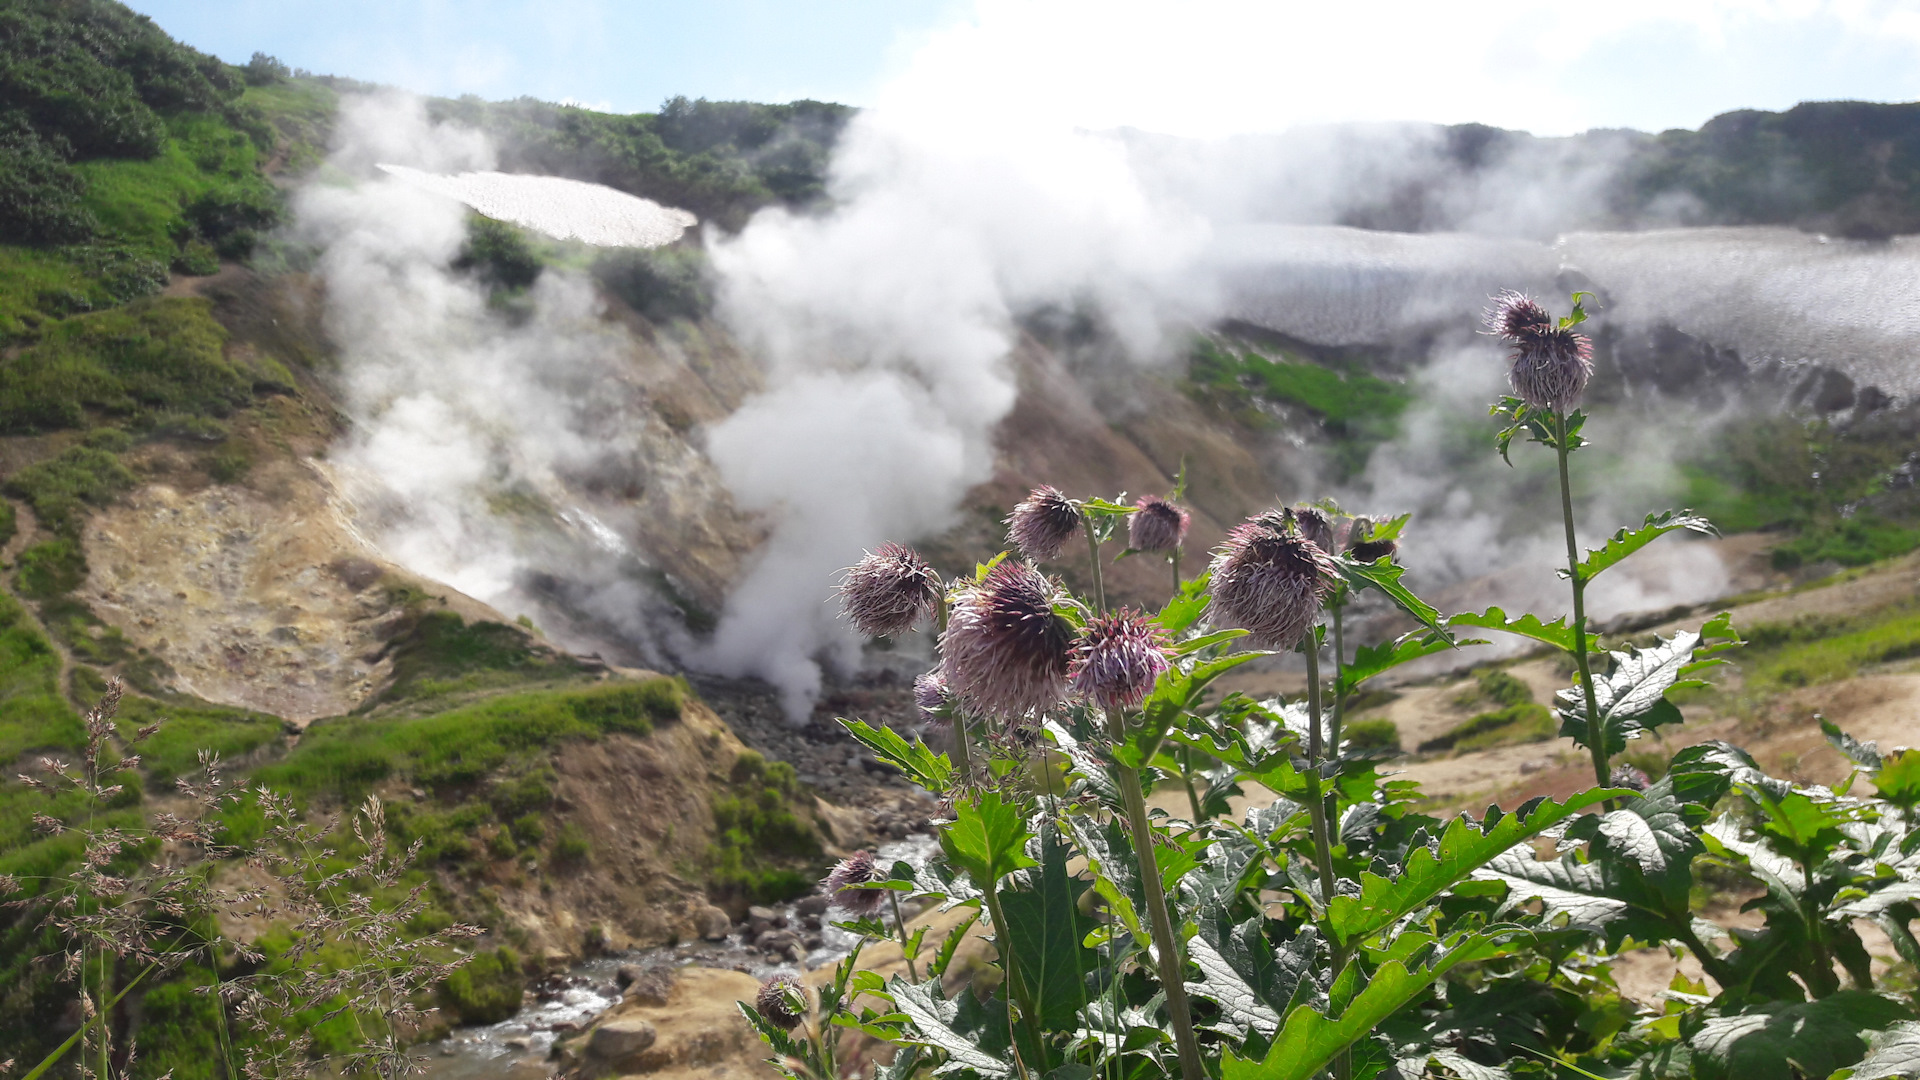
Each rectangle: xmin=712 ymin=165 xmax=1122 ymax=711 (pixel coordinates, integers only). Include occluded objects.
xmin=1419 ymin=702 xmax=1555 ymax=754
xmin=2 ymin=436 xmax=135 ymax=537
xmin=1342 ymin=717 xmax=1399 ymax=751
xmin=440 ymin=947 xmax=525 ymax=1025
xmin=552 ymin=822 xmax=591 ymax=865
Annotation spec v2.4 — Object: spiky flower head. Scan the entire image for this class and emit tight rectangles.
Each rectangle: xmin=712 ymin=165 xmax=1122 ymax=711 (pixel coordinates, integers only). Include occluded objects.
xmin=825 ymin=849 xmax=889 ymax=916
xmin=1292 ymin=505 xmax=1335 ymax=554
xmin=1340 ymin=515 xmax=1399 ymax=563
xmin=1484 ymin=290 xmax=1593 ymax=413
xmin=838 ymin=543 xmax=943 ymax=638
xmin=756 ymin=974 xmax=807 ymax=1030
xmin=1609 ymin=764 xmax=1651 ymax=792
xmin=1069 ymin=611 xmax=1172 ymax=711
xmin=1006 ymin=486 xmax=1083 ymax=563
xmin=941 ymin=560 xmax=1074 ymax=719
xmin=913 ymin=669 xmax=953 ymax=728
xmin=1207 ymin=509 xmax=1341 ymax=651
xmin=1128 ymin=495 xmax=1190 ymax=552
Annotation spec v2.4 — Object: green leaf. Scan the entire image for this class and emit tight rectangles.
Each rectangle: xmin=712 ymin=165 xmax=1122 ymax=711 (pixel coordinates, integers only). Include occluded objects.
xmin=974 ymin=550 xmax=1010 ymax=582
xmin=1448 ymin=606 xmax=1578 ymax=654
xmin=1822 ymin=716 xmax=1884 ymax=769
xmin=1323 ymin=789 xmax=1619 ymax=948
xmin=840 ymin=717 xmax=954 ymax=791
xmin=1570 ymin=509 xmax=1716 ymax=584
xmin=929 ymin=910 xmax=981 ymax=979
xmin=739 ymin=1001 xmax=809 ymax=1063
xmin=1156 ymin=570 xmax=1213 ymax=634
xmin=1338 ymin=630 xmax=1472 ymax=695
xmin=890 ymin=978 xmax=1016 ymax=1078
xmin=940 ymin=790 xmax=1037 ymax=889
xmin=1474 ymin=847 xmax=1631 ymax=929
xmin=1187 ymin=933 xmax=1283 ymax=1041
xmin=1555 ymin=630 xmax=1702 ymax=756
xmin=1337 ymin=557 xmax=1449 ymax=638
xmin=997 ymin=829 xmax=1098 ymax=1031
xmin=1840 ymin=1020 xmax=1920 ymax=1080
xmin=1873 ymin=749 xmax=1920 ymax=811
xmin=1221 ymin=934 xmax=1507 ymax=1080
xmin=1172 ymin=626 xmax=1247 ymax=657
xmin=1687 ymin=992 xmax=1908 ymax=1080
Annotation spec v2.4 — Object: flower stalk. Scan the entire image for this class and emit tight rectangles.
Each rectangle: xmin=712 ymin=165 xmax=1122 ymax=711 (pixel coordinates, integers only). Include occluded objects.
xmin=1554 ymin=412 xmax=1607 ymax=789
xmin=1104 ymin=706 xmax=1205 ymax=1080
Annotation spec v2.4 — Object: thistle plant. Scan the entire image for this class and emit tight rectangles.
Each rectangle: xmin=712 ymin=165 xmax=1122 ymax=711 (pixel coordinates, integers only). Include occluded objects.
xmin=747 ymin=291 xmax=1920 ymax=1080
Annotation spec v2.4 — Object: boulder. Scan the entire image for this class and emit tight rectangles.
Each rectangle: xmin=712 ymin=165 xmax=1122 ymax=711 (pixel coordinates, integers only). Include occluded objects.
xmin=695 ymin=904 xmax=732 ymax=941
xmin=746 ymin=905 xmax=784 ymax=934
xmin=589 ymin=1016 xmax=658 ymax=1061
xmin=623 ymin=967 xmax=678 ymax=1008
xmin=794 ymin=894 xmax=828 ymax=916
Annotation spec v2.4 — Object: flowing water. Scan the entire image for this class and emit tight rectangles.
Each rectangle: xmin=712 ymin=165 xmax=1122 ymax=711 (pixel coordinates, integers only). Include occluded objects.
xmin=421 ymin=833 xmax=941 ymax=1079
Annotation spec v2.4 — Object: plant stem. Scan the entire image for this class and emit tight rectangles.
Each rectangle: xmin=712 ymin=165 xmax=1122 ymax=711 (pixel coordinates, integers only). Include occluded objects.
xmin=1170 ymin=547 xmax=1182 ymax=600
xmin=936 ymin=601 xmax=976 ymax=791
xmin=888 ymin=890 xmax=921 ymax=981
xmin=1555 ymin=412 xmax=1608 ymax=790
xmin=1082 ymin=517 xmax=1107 ymax=614
xmin=981 ymin=885 xmax=1046 ymax=1070
xmin=1105 ymin=708 xmax=1205 ymax=1080
xmin=1301 ymin=643 xmax=1352 ymax=1080
xmin=1179 ymin=748 xmax=1204 ymax=822
xmin=1330 ymin=604 xmax=1347 ymax=751
xmin=1301 ymin=646 xmax=1339 ymax=908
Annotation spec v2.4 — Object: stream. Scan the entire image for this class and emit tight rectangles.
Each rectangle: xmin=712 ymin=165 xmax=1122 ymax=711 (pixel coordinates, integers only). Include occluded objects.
xmin=420 ymin=833 xmax=941 ymax=1080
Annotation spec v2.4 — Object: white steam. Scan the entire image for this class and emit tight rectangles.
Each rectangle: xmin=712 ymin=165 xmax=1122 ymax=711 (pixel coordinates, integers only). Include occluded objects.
xmin=298 ymin=94 xmax=682 ymax=662
xmin=695 ymin=103 xmax=1215 ymax=717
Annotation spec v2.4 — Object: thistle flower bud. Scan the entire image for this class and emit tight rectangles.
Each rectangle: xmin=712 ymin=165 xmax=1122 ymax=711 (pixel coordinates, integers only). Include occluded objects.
xmin=940 ymin=560 xmax=1074 ymax=719
xmin=1069 ymin=611 xmax=1171 ymax=711
xmin=1006 ymin=486 xmax=1082 ymax=562
xmin=1207 ymin=510 xmax=1341 ymax=651
xmin=755 ymin=974 xmax=807 ymax=1030
xmin=912 ymin=669 xmax=952 ymax=727
xmin=824 ymin=849 xmax=889 ymax=916
xmin=1608 ymin=764 xmax=1651 ymax=792
xmin=838 ymin=543 xmax=943 ymax=638
xmin=1485 ymin=290 xmax=1593 ymax=413
xmin=1292 ymin=506 xmax=1335 ymax=554
xmin=1128 ymin=495 xmax=1190 ymax=552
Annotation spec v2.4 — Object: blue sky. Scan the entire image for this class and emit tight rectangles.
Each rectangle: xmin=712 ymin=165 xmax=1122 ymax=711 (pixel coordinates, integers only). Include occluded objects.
xmin=130 ymin=0 xmax=1920 ymax=137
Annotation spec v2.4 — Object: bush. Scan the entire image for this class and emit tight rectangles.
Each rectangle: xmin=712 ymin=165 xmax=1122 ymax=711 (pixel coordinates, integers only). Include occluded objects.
xmin=1342 ymin=718 xmax=1399 ymax=751
xmin=552 ymin=822 xmax=591 ymax=865
xmin=2 ymin=437 xmax=135 ymax=537
xmin=439 ymin=946 xmax=525 ymax=1024
xmin=1419 ymin=702 xmax=1555 ymax=754
xmin=455 ymin=215 xmax=542 ymax=290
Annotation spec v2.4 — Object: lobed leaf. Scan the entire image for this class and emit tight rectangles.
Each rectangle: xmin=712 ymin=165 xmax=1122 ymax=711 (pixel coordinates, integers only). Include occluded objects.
xmin=1323 ymin=789 xmax=1619 ymax=948
xmin=1687 ymin=991 xmax=1908 ymax=1080
xmin=1337 ymin=557 xmax=1449 ymax=638
xmin=890 ymin=978 xmax=1015 ymax=1078
xmin=1155 ymin=570 xmax=1212 ymax=634
xmin=840 ymin=717 xmax=954 ymax=792
xmin=1569 ymin=510 xmax=1715 ymax=584
xmin=1221 ymin=933 xmax=1508 ymax=1080
xmin=1840 ymin=1020 xmax=1920 ymax=1080
xmin=939 ymin=790 xmax=1037 ymax=889
xmin=1187 ymin=933 xmax=1283 ymax=1041
xmin=1555 ymin=630 xmax=1701 ymax=756
xmin=1339 ymin=630 xmax=1473 ymax=696
xmin=1449 ymin=607 xmax=1578 ymax=654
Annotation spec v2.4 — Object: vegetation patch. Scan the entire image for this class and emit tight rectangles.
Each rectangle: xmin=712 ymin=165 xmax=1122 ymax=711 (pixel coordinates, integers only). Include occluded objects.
xmin=1741 ymin=597 xmax=1920 ymax=692
xmin=1342 ymin=717 xmax=1400 ymax=751
xmin=1187 ymin=339 xmax=1410 ymax=479
xmin=439 ymin=946 xmax=526 ymax=1024
xmin=707 ymin=750 xmax=822 ymax=903
xmin=372 ymin=608 xmax=592 ymax=707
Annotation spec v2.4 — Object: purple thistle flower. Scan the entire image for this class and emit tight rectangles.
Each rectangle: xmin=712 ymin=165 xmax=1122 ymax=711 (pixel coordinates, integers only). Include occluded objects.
xmin=913 ymin=669 xmax=952 ymax=728
xmin=1485 ymin=290 xmax=1593 ymax=413
xmin=756 ymin=974 xmax=807 ymax=1029
xmin=940 ymin=560 xmax=1074 ymax=719
xmin=1128 ymin=495 xmax=1190 ymax=552
xmin=838 ymin=542 xmax=943 ymax=638
xmin=1207 ymin=510 xmax=1341 ymax=651
xmin=1069 ymin=610 xmax=1172 ymax=711
xmin=824 ymin=849 xmax=889 ymax=917
xmin=1006 ymin=486 xmax=1083 ymax=563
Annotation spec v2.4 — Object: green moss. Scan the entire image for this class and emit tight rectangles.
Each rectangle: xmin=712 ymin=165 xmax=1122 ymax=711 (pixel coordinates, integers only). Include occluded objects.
xmin=1187 ymin=339 xmax=1409 ymax=479
xmin=440 ymin=947 xmax=526 ymax=1024
xmin=1453 ymin=668 xmax=1535 ymax=710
